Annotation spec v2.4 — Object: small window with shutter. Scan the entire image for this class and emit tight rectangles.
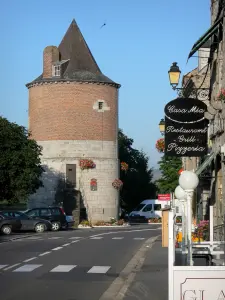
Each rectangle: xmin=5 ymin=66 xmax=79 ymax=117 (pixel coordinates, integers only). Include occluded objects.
xmin=66 ymin=164 xmax=76 ymax=187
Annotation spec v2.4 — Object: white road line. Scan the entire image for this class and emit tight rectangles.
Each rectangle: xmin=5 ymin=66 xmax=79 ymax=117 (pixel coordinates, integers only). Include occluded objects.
xmin=90 ymin=237 xmax=103 ymax=240
xmin=26 ymin=237 xmax=42 ymax=240
xmin=48 ymin=237 xmax=61 ymax=240
xmin=39 ymin=251 xmax=51 ymax=257
xmin=50 ymin=265 xmax=77 ymax=272
xmin=89 ymin=228 xmax=160 ymax=238
xmin=13 ymin=264 xmax=42 ymax=272
xmin=87 ymin=266 xmax=111 ymax=274
xmin=52 ymin=247 xmax=63 ymax=251
xmin=71 ymin=240 xmax=79 ymax=244
xmin=23 ymin=257 xmax=37 ymax=262
xmin=0 ymin=265 xmax=8 ymax=269
xmin=69 ymin=237 xmax=81 ymax=240
xmin=62 ymin=243 xmax=70 ymax=247
xmin=112 ymin=237 xmax=124 ymax=240
xmin=3 ymin=263 xmax=21 ymax=271
xmin=133 ymin=238 xmax=145 ymax=240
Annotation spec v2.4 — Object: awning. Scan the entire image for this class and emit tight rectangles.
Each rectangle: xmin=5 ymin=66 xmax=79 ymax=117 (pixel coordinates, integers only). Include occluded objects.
xmin=195 ymin=151 xmax=217 ymax=176
xmin=188 ymin=15 xmax=223 ymax=60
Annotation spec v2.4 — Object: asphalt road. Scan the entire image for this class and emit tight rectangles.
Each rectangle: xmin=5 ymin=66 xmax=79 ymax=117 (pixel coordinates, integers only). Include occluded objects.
xmin=0 ymin=225 xmax=161 ymax=300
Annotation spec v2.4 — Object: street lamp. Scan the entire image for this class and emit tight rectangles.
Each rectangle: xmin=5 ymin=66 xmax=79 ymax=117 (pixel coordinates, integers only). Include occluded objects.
xmin=175 ymin=186 xmax=187 ymax=254
xmin=168 ymin=62 xmax=209 ymax=100
xmin=179 ymin=171 xmax=199 ymax=266
xmin=158 ymin=118 xmax=165 ymax=136
xmin=168 ymin=62 xmax=181 ymax=90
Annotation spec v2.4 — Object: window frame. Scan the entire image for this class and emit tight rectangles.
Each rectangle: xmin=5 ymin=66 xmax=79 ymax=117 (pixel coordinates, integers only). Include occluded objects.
xmin=52 ymin=65 xmax=61 ymax=77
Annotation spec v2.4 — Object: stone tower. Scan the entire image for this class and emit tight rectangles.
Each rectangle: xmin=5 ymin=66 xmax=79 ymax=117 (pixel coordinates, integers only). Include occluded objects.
xmin=26 ymin=19 xmax=121 ymax=222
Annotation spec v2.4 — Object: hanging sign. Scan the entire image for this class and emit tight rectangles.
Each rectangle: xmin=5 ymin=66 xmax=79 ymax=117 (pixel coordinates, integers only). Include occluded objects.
xmin=165 ymin=98 xmax=207 ymax=123
xmin=164 ymin=98 xmax=208 ymax=157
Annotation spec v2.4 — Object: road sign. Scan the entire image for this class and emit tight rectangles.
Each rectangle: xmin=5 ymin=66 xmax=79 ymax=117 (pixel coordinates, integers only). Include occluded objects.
xmin=158 ymin=194 xmax=171 ymax=201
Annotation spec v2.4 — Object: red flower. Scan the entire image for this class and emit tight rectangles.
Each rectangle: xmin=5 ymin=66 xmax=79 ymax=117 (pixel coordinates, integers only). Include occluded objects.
xmin=155 ymin=138 xmax=165 ymax=153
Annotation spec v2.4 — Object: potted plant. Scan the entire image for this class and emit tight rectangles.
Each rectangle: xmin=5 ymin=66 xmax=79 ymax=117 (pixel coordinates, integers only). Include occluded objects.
xmin=112 ymin=179 xmax=123 ymax=190
xmin=79 ymin=159 xmax=96 ymax=170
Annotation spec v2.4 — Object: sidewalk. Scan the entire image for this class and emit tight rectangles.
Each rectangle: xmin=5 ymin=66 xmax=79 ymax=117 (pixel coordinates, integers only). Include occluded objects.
xmin=124 ymin=237 xmax=168 ymax=300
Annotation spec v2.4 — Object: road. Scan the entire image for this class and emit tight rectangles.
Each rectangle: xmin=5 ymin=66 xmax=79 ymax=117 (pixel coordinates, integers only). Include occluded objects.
xmin=0 ymin=225 xmax=161 ymax=300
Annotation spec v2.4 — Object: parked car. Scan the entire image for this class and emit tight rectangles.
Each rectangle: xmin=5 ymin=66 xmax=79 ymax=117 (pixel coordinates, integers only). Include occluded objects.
xmin=0 ymin=213 xmax=22 ymax=235
xmin=66 ymin=215 xmax=75 ymax=228
xmin=0 ymin=211 xmax=52 ymax=233
xmin=24 ymin=206 xmax=67 ymax=231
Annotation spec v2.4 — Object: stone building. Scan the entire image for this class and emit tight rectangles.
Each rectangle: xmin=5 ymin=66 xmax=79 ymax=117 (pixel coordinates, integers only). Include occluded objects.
xmin=26 ymin=19 xmax=121 ymax=223
xmin=181 ymin=42 xmax=211 ymax=221
xmin=187 ymin=0 xmax=225 ymax=237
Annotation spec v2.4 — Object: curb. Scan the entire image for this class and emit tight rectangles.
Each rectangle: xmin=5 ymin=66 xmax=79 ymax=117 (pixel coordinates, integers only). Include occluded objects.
xmin=99 ymin=234 xmax=160 ymax=300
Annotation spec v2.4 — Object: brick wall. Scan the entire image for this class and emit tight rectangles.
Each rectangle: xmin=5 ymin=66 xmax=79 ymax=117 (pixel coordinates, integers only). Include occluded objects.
xmin=28 ymin=83 xmax=118 ymax=142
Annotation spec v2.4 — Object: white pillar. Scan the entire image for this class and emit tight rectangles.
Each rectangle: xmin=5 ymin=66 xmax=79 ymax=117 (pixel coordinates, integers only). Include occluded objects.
xmin=186 ymin=190 xmax=193 ymax=266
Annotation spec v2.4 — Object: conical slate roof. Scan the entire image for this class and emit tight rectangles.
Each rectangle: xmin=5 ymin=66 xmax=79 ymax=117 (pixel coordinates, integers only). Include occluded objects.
xmin=26 ymin=19 xmax=120 ymax=88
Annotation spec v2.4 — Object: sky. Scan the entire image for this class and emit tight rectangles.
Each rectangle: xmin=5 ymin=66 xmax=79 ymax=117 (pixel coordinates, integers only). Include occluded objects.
xmin=0 ymin=0 xmax=211 ymax=168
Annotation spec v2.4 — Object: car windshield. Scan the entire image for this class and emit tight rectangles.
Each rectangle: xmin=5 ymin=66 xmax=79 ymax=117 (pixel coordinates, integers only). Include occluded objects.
xmin=133 ymin=204 xmax=145 ymax=211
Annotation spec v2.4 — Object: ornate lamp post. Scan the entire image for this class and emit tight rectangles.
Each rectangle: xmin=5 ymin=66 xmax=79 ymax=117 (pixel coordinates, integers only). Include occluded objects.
xmin=168 ymin=62 xmax=181 ymax=90
xmin=168 ymin=62 xmax=209 ymax=100
xmin=158 ymin=118 xmax=165 ymax=136
xmin=179 ymin=171 xmax=199 ymax=266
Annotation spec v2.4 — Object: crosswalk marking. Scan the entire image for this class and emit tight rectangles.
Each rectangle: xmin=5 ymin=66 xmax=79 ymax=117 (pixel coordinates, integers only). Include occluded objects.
xmin=26 ymin=237 xmax=42 ymax=240
xmin=69 ymin=237 xmax=81 ymax=240
xmin=87 ymin=266 xmax=111 ymax=274
xmin=13 ymin=264 xmax=42 ymax=272
xmin=112 ymin=237 xmax=124 ymax=240
xmin=90 ymin=237 xmax=103 ymax=240
xmin=62 ymin=243 xmax=70 ymax=247
xmin=0 ymin=265 xmax=8 ymax=269
xmin=48 ymin=237 xmax=61 ymax=240
xmin=3 ymin=263 xmax=21 ymax=271
xmin=50 ymin=265 xmax=77 ymax=272
xmin=133 ymin=238 xmax=145 ymax=240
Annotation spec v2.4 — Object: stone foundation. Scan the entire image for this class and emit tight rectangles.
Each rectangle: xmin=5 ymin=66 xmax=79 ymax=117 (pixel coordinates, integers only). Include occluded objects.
xmin=28 ymin=140 xmax=119 ymax=222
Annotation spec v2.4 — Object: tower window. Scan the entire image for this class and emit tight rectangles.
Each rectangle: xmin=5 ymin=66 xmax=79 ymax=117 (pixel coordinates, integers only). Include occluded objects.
xmin=98 ymin=101 xmax=104 ymax=110
xmin=52 ymin=65 xmax=61 ymax=77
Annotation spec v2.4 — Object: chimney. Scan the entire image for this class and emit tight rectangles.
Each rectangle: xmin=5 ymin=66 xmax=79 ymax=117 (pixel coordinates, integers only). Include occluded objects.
xmin=43 ymin=46 xmax=59 ymax=78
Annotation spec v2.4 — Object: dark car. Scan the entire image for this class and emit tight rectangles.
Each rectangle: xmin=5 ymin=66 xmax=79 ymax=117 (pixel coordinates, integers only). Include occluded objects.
xmin=1 ymin=211 xmax=52 ymax=233
xmin=24 ymin=206 xmax=67 ymax=231
xmin=0 ymin=213 xmax=22 ymax=235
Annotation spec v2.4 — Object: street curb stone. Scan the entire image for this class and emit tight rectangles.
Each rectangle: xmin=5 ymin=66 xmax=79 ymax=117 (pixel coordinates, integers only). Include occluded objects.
xmin=99 ymin=234 xmax=160 ymax=300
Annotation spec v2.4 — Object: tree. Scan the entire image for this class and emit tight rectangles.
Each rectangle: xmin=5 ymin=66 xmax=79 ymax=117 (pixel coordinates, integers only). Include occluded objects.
xmin=156 ymin=155 xmax=182 ymax=193
xmin=0 ymin=116 xmax=43 ymax=203
xmin=119 ymin=129 xmax=156 ymax=211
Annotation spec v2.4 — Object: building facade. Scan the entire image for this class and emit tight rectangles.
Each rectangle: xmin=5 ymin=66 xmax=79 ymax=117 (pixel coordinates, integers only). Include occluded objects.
xmin=26 ymin=20 xmax=121 ymax=222
xmin=188 ymin=0 xmax=225 ymax=238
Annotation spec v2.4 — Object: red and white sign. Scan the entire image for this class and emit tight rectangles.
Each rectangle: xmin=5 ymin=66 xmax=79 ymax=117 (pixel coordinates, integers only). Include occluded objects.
xmin=158 ymin=194 xmax=171 ymax=201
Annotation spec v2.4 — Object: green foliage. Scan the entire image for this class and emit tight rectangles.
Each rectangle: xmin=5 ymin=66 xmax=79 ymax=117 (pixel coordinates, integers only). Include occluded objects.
xmin=156 ymin=155 xmax=182 ymax=193
xmin=0 ymin=116 xmax=43 ymax=204
xmin=119 ymin=129 xmax=156 ymax=211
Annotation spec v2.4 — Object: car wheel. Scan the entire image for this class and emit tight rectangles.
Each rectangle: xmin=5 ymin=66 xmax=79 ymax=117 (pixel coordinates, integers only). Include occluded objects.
xmin=51 ymin=221 xmax=61 ymax=231
xmin=34 ymin=223 xmax=45 ymax=233
xmin=1 ymin=225 xmax=12 ymax=235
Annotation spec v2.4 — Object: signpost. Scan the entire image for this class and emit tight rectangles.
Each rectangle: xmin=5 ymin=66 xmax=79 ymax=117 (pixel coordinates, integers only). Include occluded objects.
xmin=164 ymin=97 xmax=224 ymax=300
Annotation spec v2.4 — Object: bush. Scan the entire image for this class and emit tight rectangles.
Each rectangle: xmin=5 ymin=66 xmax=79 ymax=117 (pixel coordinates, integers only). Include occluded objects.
xmin=80 ymin=220 xmax=91 ymax=227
